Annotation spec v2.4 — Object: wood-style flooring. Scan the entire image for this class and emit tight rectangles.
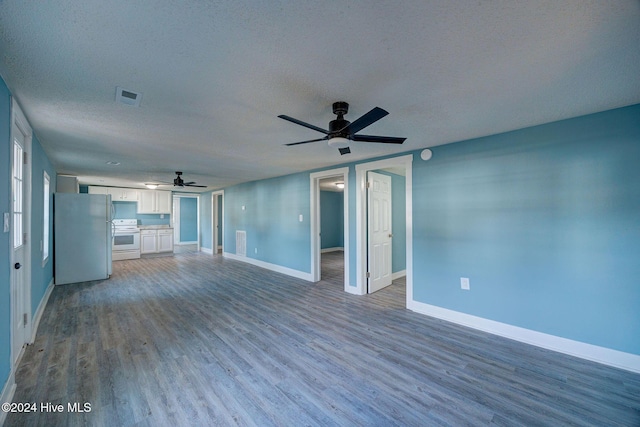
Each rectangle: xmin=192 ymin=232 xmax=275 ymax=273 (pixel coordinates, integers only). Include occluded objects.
xmin=6 ymin=251 xmax=640 ymax=426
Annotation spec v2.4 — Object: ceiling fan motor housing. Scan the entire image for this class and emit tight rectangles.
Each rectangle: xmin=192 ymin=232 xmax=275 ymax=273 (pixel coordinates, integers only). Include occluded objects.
xmin=332 ymin=101 xmax=349 ymax=116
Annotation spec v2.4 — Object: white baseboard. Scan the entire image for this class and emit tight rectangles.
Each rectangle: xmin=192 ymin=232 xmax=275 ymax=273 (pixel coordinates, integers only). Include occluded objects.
xmin=392 ymin=270 xmax=406 ymax=280
xmin=200 ymin=247 xmax=214 ymax=255
xmin=30 ymin=279 xmax=54 ymax=344
xmin=223 ymin=252 xmax=313 ymax=282
xmin=321 ymin=247 xmax=344 ymax=253
xmin=0 ymin=369 xmax=16 ymax=426
xmin=176 ymin=241 xmax=198 ymax=246
xmin=408 ymin=299 xmax=640 ymax=374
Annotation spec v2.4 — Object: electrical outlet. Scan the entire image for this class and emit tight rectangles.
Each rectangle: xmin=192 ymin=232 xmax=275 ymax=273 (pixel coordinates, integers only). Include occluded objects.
xmin=461 ymin=277 xmax=470 ymax=290
xmin=254 ymin=248 xmax=258 ymax=254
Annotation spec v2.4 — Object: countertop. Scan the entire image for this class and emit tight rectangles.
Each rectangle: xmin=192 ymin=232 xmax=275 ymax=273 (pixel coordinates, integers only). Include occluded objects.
xmin=138 ymin=225 xmax=173 ymax=230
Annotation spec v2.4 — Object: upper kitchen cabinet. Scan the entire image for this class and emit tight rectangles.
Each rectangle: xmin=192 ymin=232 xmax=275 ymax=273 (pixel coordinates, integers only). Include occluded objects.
xmin=109 ymin=187 xmax=139 ymax=201
xmin=88 ymin=186 xmax=138 ymax=201
xmin=138 ymin=190 xmax=172 ymax=214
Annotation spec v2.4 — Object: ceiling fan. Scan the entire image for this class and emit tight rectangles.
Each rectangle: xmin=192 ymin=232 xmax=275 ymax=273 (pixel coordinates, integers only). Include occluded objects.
xmin=279 ymin=102 xmax=406 ymax=155
xmin=172 ymin=171 xmax=206 ymax=188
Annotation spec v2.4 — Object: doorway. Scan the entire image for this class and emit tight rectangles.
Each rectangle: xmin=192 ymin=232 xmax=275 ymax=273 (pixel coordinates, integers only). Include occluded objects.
xmin=172 ymin=194 xmax=200 ymax=252
xmin=211 ymin=191 xmax=224 ymax=255
xmin=10 ymin=99 xmax=32 ymax=368
xmin=355 ymin=155 xmax=413 ymax=303
xmin=310 ymin=168 xmax=349 ymax=290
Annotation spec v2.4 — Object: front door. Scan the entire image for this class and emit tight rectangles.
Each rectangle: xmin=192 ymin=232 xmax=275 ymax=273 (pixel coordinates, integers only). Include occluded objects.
xmin=367 ymin=171 xmax=392 ymax=293
xmin=11 ymin=102 xmax=31 ymax=365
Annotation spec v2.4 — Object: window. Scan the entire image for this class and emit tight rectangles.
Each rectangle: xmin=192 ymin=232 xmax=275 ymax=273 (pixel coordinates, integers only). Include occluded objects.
xmin=13 ymin=140 xmax=23 ymax=249
xmin=43 ymin=171 xmax=50 ymax=263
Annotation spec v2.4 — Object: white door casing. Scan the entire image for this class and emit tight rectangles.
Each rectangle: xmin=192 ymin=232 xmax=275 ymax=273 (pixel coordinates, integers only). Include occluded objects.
xmin=367 ymin=171 xmax=392 ymax=293
xmin=10 ymin=99 xmax=32 ymax=367
xmin=355 ymin=154 xmax=412 ymax=301
xmin=309 ymin=168 xmax=349 ymax=289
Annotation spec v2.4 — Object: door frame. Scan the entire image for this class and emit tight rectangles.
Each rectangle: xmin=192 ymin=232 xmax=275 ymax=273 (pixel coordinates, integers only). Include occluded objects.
xmin=172 ymin=193 xmax=200 ymax=249
xmin=10 ymin=98 xmax=33 ymax=367
xmin=211 ymin=190 xmax=224 ymax=254
xmin=309 ymin=167 xmax=349 ymax=289
xmin=355 ymin=154 xmax=413 ymax=303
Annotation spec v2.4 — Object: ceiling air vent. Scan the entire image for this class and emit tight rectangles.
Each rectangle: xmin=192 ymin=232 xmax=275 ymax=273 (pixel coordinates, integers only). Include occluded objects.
xmin=115 ymin=86 xmax=142 ymax=107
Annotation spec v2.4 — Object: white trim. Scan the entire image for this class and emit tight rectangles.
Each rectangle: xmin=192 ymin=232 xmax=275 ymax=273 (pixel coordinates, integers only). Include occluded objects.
xmin=355 ymin=154 xmax=413 ymax=297
xmin=200 ymin=247 xmax=214 ymax=255
xmin=309 ymin=168 xmax=349 ymax=291
xmin=0 ymin=370 xmax=16 ymax=426
xmin=392 ymin=270 xmax=406 ymax=280
xmin=223 ymin=251 xmax=314 ymax=282
xmin=30 ymin=279 xmax=54 ymax=344
xmin=408 ymin=299 xmax=640 ymax=374
xmin=175 ymin=241 xmax=198 ymax=245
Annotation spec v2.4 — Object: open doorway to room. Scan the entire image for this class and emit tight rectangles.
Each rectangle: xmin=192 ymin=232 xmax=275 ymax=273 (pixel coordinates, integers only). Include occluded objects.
xmin=172 ymin=194 xmax=200 ymax=253
xmin=310 ymin=168 xmax=349 ymax=290
xmin=355 ymin=155 xmax=412 ymax=304
xmin=319 ymin=176 xmax=345 ymax=286
xmin=211 ymin=191 xmax=224 ymax=255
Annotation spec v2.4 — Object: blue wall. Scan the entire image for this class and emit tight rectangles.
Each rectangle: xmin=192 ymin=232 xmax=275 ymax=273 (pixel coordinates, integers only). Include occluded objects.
xmin=216 ymin=104 xmax=640 ymax=356
xmin=30 ymin=135 xmax=56 ymax=315
xmin=412 ymin=104 xmax=640 ymax=355
xmin=224 ymin=173 xmax=310 ymax=272
xmin=320 ymin=190 xmax=344 ymax=249
xmin=179 ymin=197 xmax=198 ymax=242
xmin=0 ymin=75 xmax=12 ymax=397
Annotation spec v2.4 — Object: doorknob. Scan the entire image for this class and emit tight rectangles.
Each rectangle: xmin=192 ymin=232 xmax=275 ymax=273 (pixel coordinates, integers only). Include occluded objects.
xmin=14 ymin=262 xmax=21 ymax=269
xmin=388 ymin=233 xmax=393 ymax=238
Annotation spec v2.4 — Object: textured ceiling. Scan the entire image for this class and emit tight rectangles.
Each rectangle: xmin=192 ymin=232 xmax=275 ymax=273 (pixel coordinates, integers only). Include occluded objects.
xmin=1 ymin=1 xmax=639 ymax=191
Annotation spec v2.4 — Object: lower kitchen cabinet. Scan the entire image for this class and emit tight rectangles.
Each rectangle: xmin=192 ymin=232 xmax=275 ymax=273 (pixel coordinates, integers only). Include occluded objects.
xmin=140 ymin=228 xmax=174 ymax=254
xmin=158 ymin=229 xmax=174 ymax=252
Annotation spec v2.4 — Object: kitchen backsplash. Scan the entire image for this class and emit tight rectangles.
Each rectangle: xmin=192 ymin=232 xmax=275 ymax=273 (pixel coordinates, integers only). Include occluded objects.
xmin=112 ymin=201 xmax=171 ymax=226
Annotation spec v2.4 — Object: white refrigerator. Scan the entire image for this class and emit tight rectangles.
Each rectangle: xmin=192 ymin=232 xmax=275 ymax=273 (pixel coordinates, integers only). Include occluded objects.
xmin=54 ymin=193 xmax=113 ymax=285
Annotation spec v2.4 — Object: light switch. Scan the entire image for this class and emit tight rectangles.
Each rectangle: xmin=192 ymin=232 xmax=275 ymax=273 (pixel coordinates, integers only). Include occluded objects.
xmin=461 ymin=277 xmax=470 ymax=290
xmin=299 ymin=214 xmax=303 ymax=222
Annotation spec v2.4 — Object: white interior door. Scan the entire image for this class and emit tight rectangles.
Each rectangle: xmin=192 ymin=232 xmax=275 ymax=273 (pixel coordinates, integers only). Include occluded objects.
xmin=11 ymin=101 xmax=31 ymax=365
xmin=367 ymin=171 xmax=392 ymax=293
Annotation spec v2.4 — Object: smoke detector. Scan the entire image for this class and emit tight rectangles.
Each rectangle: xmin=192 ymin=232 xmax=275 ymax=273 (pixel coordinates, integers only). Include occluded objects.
xmin=115 ymin=87 xmax=142 ymax=107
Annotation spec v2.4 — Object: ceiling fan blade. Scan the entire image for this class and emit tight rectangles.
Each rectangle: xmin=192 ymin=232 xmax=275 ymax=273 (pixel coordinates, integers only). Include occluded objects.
xmin=341 ymin=107 xmax=388 ymax=135
xmin=278 ymin=115 xmax=329 ymax=134
xmin=285 ymin=137 xmax=329 ymax=146
xmin=182 ymin=181 xmax=196 ymax=185
xmin=339 ymin=147 xmax=351 ymax=155
xmin=186 ymin=184 xmax=207 ymax=187
xmin=352 ymin=134 xmax=406 ymax=144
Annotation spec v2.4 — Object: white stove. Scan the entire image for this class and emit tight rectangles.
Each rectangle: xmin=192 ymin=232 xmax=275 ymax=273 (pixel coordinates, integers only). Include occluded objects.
xmin=112 ymin=219 xmax=140 ymax=260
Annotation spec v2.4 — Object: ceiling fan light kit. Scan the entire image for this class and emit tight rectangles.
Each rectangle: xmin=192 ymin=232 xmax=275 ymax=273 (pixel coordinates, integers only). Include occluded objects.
xmin=279 ymin=102 xmax=406 ymax=155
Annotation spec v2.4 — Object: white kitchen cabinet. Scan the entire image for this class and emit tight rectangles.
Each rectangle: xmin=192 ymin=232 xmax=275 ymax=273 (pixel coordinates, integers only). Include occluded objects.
xmin=109 ymin=187 xmax=139 ymax=201
xmin=140 ymin=228 xmax=174 ymax=254
xmin=157 ymin=229 xmax=174 ymax=253
xmin=138 ymin=190 xmax=172 ymax=214
xmin=140 ymin=230 xmax=158 ymax=254
xmin=88 ymin=186 xmax=138 ymax=201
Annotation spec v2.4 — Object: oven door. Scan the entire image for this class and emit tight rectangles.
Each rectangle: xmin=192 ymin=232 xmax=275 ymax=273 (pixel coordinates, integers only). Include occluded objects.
xmin=112 ymin=230 xmax=140 ymax=251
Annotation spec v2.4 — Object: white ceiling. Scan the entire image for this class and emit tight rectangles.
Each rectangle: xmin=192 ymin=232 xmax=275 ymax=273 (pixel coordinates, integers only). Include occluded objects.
xmin=1 ymin=1 xmax=639 ymax=192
